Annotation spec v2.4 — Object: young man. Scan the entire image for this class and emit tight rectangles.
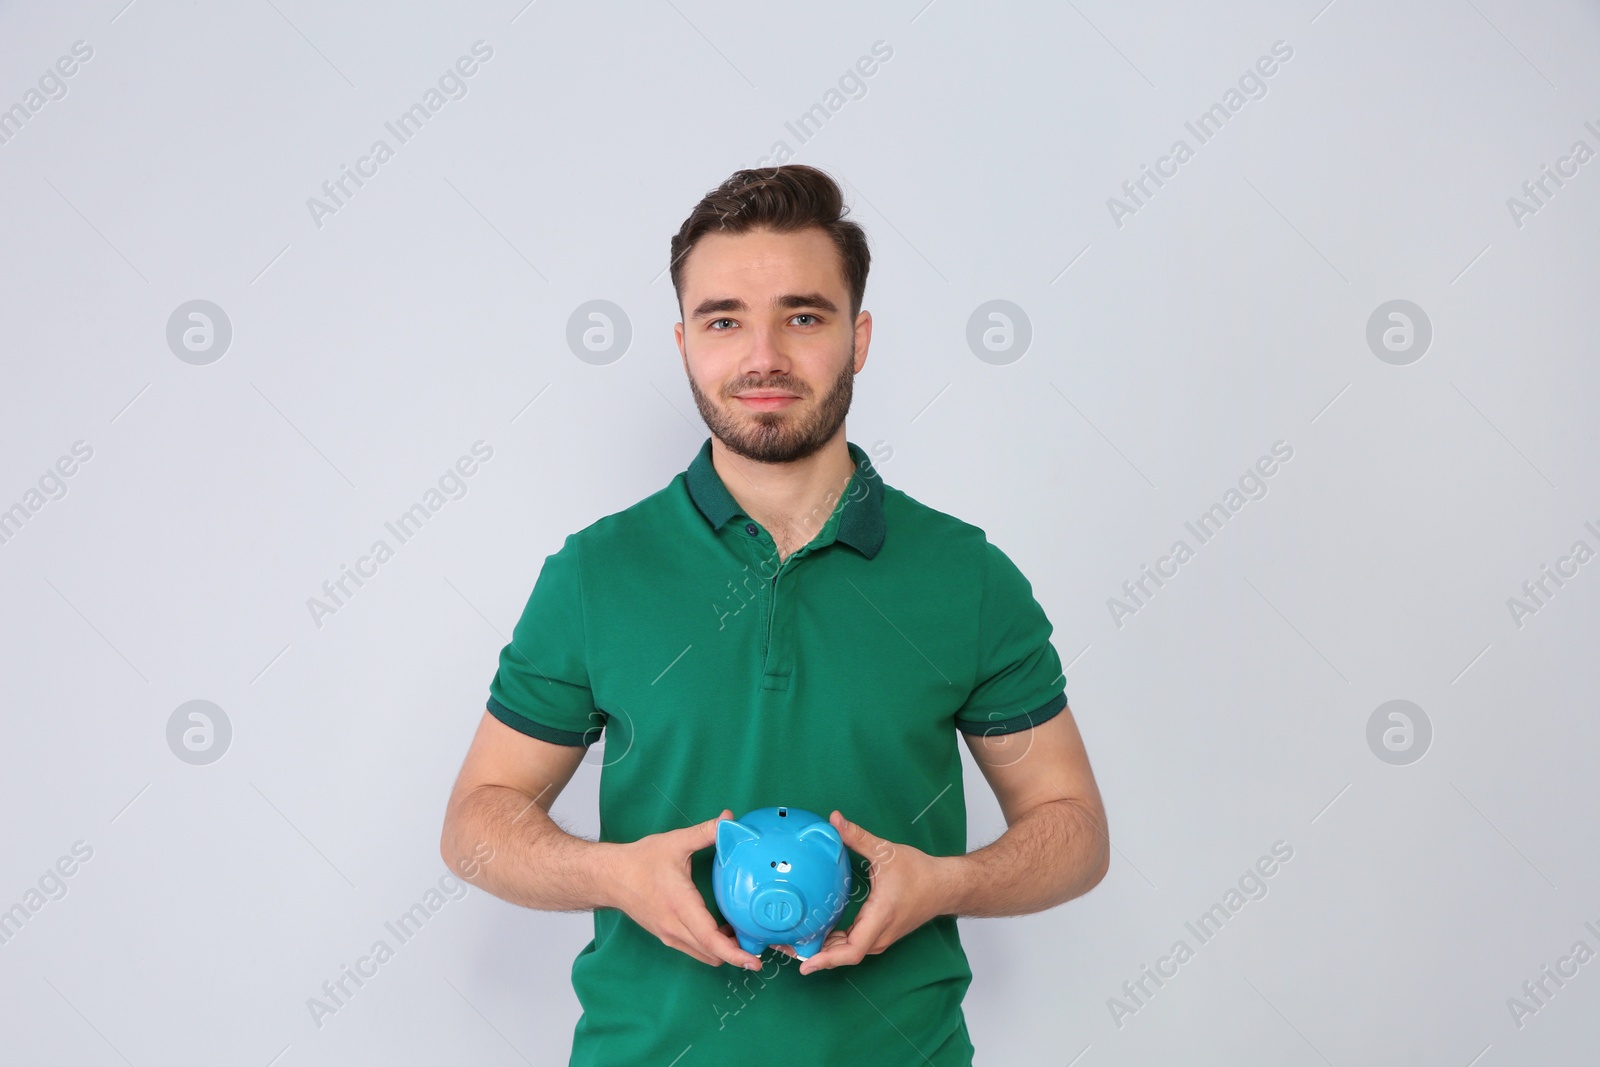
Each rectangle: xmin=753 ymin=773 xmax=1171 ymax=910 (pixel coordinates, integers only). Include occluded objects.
xmin=440 ymin=165 xmax=1109 ymax=1065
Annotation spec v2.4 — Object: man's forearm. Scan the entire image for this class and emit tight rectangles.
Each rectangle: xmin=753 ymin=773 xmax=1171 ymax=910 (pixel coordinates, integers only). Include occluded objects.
xmin=441 ymin=784 xmax=623 ymax=912
xmin=939 ymin=797 xmax=1108 ymax=917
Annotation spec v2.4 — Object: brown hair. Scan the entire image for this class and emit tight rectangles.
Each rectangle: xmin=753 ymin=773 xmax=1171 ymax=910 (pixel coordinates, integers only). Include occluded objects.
xmin=669 ymin=164 xmax=872 ymax=321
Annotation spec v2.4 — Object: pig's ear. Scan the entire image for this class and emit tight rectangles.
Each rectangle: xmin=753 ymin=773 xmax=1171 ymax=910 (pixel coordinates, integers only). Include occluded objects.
xmin=716 ymin=819 xmax=760 ymax=862
xmin=797 ymin=823 xmax=842 ymax=863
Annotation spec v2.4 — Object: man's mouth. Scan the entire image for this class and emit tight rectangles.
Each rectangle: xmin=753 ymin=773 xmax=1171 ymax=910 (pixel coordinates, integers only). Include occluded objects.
xmin=733 ymin=391 xmax=801 ymax=411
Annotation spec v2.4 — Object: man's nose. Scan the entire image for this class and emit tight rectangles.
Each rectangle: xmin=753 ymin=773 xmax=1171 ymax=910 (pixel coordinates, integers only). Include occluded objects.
xmin=739 ymin=325 xmax=791 ymax=378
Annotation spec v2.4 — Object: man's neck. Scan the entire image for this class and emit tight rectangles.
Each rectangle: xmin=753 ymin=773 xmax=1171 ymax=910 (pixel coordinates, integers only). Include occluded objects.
xmin=711 ymin=432 xmax=856 ymax=560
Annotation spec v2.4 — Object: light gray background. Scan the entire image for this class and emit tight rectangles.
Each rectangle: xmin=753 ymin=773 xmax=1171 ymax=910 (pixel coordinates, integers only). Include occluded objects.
xmin=2 ymin=1 xmax=1597 ymax=1064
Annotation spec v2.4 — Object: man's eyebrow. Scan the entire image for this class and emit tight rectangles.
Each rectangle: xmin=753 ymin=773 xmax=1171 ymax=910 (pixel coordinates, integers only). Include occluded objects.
xmin=776 ymin=292 xmax=838 ymax=314
xmin=689 ymin=292 xmax=840 ymax=320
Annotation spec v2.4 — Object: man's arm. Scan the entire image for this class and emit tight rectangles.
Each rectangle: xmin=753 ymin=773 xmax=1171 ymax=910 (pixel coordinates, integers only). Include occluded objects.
xmin=439 ymin=709 xmax=622 ymax=911
xmin=788 ymin=702 xmax=1108 ymax=973
xmin=944 ymin=702 xmax=1109 ymax=916
xmin=439 ymin=709 xmax=765 ymax=969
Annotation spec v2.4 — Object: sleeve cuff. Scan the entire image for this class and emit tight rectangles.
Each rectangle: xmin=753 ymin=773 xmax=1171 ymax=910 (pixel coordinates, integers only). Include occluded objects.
xmin=956 ymin=690 xmax=1067 ymax=736
xmin=486 ymin=695 xmax=599 ymax=747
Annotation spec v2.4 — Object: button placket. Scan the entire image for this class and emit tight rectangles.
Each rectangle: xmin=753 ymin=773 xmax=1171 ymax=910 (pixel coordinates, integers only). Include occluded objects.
xmin=735 ymin=520 xmax=778 ymax=667
xmin=761 ymin=568 xmax=792 ymax=689
xmin=761 ymin=547 xmax=800 ymax=691
xmin=739 ymin=506 xmax=842 ymax=691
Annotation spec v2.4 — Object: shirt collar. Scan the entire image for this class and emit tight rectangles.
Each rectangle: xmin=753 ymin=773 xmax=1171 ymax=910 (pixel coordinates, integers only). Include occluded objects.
xmin=686 ymin=436 xmax=887 ymax=560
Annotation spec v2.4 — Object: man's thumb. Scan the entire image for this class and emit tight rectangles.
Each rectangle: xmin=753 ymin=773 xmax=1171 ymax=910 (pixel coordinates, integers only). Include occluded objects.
xmin=692 ymin=809 xmax=734 ymax=848
xmin=833 ymin=810 xmax=868 ymax=845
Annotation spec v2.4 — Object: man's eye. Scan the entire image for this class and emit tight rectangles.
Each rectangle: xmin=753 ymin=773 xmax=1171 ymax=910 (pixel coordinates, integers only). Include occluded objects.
xmin=709 ymin=318 xmax=735 ymax=330
xmin=793 ymin=314 xmax=819 ymax=326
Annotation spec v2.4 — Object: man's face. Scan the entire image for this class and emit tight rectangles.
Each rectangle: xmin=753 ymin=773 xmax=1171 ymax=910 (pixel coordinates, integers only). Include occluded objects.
xmin=674 ymin=226 xmax=870 ymax=464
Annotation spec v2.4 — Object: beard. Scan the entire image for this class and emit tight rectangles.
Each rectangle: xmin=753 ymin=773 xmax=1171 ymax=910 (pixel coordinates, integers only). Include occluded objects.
xmin=687 ymin=343 xmax=855 ymax=464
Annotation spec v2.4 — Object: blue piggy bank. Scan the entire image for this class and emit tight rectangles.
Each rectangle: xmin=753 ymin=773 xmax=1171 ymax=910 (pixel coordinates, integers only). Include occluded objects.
xmin=713 ymin=806 xmax=852 ymax=960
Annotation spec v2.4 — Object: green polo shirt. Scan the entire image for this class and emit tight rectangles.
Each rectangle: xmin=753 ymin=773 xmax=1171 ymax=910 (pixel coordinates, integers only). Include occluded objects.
xmin=486 ymin=437 xmax=1067 ymax=1067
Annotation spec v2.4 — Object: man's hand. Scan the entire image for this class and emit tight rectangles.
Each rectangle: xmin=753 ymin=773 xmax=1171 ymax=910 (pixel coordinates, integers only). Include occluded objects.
xmin=610 ymin=809 xmax=763 ymax=971
xmin=774 ymin=810 xmax=954 ymax=976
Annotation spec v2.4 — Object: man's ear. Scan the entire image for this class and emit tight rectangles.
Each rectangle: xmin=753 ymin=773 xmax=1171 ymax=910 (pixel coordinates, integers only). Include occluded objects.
xmin=852 ymin=310 xmax=871 ymax=373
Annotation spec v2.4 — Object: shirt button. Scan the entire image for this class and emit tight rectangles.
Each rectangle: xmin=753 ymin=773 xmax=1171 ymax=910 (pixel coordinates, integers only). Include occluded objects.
xmin=744 ymin=523 xmax=759 ymax=537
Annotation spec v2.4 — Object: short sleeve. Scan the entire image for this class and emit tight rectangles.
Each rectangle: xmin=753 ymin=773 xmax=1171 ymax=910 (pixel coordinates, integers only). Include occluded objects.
xmin=486 ymin=533 xmax=605 ymax=746
xmin=954 ymin=538 xmax=1067 ymax=737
